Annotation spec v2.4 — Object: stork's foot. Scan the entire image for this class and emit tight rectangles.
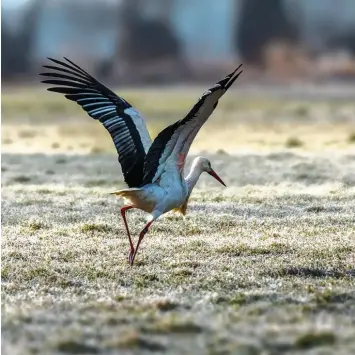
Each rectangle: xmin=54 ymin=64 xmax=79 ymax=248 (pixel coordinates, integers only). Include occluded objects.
xmin=128 ymin=249 xmax=135 ymax=266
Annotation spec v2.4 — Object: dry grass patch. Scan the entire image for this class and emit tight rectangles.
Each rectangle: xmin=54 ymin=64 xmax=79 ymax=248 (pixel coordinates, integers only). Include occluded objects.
xmin=2 ymin=88 xmax=355 ymax=353
xmin=3 ymin=88 xmax=355 ymax=154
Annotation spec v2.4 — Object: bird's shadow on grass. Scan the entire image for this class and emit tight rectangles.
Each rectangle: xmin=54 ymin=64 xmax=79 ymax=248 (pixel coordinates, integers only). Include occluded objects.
xmin=191 ymin=203 xmax=346 ymax=220
xmin=214 ymin=292 xmax=303 ymax=306
xmin=214 ymin=288 xmax=355 ymax=311
xmin=264 ymin=267 xmax=355 ymax=279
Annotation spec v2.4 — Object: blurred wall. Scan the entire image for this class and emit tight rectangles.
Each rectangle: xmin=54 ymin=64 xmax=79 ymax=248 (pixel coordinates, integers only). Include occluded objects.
xmin=170 ymin=0 xmax=236 ymax=61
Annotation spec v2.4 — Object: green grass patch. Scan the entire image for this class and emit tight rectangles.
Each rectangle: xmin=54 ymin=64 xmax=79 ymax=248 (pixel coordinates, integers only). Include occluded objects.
xmin=294 ymin=331 xmax=336 ymax=349
xmin=285 ymin=136 xmax=304 ymax=148
xmin=80 ymin=223 xmax=113 ymax=233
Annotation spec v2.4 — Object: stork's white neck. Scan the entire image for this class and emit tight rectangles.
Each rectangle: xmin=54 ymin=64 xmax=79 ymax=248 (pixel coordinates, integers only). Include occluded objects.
xmin=185 ymin=159 xmax=204 ymax=195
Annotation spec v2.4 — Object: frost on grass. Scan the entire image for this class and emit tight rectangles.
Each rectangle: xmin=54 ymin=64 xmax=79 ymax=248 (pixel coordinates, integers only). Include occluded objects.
xmin=2 ymin=150 xmax=355 ymax=354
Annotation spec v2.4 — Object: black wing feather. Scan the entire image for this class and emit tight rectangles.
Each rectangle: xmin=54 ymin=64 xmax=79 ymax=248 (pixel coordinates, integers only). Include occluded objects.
xmin=140 ymin=65 xmax=243 ymax=186
xmin=140 ymin=97 xmax=206 ymax=186
xmin=40 ymin=57 xmax=150 ymax=187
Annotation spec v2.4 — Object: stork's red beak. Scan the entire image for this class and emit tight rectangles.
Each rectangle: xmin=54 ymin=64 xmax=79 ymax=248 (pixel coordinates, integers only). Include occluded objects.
xmin=208 ymin=169 xmax=226 ymax=187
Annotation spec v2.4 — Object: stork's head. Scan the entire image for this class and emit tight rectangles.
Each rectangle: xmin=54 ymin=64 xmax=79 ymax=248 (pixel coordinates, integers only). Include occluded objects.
xmin=194 ymin=157 xmax=226 ymax=187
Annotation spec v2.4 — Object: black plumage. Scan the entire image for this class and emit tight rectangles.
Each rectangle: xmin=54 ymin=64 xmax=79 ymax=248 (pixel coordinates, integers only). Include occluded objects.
xmin=40 ymin=57 xmax=147 ymax=188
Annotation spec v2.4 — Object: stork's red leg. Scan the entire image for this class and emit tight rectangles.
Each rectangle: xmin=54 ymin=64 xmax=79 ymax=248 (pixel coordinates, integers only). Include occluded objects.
xmin=129 ymin=220 xmax=153 ymax=266
xmin=120 ymin=206 xmax=134 ymax=257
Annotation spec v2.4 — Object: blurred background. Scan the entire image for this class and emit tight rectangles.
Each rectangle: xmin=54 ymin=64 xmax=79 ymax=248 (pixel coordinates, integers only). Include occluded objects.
xmin=3 ymin=0 xmax=355 ymax=84
xmin=2 ymin=0 xmax=355 ymax=157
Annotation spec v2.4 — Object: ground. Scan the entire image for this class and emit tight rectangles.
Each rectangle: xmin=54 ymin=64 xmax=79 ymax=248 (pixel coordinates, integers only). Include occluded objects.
xmin=2 ymin=85 xmax=355 ymax=354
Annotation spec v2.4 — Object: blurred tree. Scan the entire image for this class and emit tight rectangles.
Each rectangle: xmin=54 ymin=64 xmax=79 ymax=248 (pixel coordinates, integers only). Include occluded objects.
xmin=119 ymin=0 xmax=181 ymax=63
xmin=115 ymin=0 xmax=186 ymax=83
xmin=1 ymin=16 xmax=14 ymax=80
xmin=327 ymin=28 xmax=355 ymax=55
xmin=2 ymin=0 xmax=44 ymax=80
xmin=236 ymin=0 xmax=300 ymax=66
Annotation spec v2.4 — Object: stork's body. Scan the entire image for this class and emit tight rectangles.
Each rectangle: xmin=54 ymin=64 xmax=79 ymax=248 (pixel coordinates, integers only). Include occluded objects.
xmin=41 ymin=57 xmax=242 ymax=265
xmin=116 ymin=180 xmax=188 ymax=216
xmin=115 ymin=156 xmax=211 ymax=215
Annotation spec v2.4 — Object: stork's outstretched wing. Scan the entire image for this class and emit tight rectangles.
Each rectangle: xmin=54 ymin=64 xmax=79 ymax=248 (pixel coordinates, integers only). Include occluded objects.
xmin=140 ymin=65 xmax=243 ymax=186
xmin=40 ymin=57 xmax=152 ymax=187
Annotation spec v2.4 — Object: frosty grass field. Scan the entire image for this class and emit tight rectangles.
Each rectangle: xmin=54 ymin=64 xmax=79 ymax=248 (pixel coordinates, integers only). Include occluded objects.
xmin=2 ymin=86 xmax=355 ymax=354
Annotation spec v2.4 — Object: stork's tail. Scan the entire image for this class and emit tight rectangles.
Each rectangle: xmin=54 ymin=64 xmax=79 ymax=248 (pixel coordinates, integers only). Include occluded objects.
xmin=110 ymin=188 xmax=142 ymax=197
xmin=110 ymin=188 xmax=143 ymax=202
xmin=110 ymin=187 xmax=151 ymax=211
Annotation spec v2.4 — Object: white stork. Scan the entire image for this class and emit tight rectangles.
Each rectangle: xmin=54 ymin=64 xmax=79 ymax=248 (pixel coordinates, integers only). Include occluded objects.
xmin=40 ymin=58 xmax=243 ymax=265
